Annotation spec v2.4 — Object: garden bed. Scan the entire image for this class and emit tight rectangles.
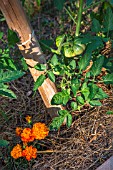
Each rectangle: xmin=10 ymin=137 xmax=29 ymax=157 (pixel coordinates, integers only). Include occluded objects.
xmin=0 ymin=1 xmax=113 ymax=169
xmin=0 ymin=73 xmax=113 ymax=170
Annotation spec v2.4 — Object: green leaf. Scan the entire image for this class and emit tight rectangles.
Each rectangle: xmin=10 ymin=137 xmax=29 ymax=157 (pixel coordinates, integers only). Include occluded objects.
xmin=8 ymin=29 xmax=19 ymax=46
xmin=103 ymin=7 xmax=113 ymax=33
xmin=50 ymin=54 xmax=59 ymax=66
xmin=89 ymin=100 xmax=102 ymax=106
xmin=88 ymin=83 xmax=99 ymax=100
xmin=0 ymin=88 xmax=17 ymax=99
xmin=71 ymin=102 xmax=78 ymax=110
xmin=90 ymin=56 xmax=104 ymax=77
xmin=86 ymin=36 xmax=103 ymax=53
xmin=66 ymin=113 xmax=72 ymax=128
xmin=0 ymin=140 xmax=9 ymax=147
xmin=58 ymin=110 xmax=69 ymax=116
xmin=51 ymin=90 xmax=70 ymax=105
xmin=94 ymin=88 xmax=108 ymax=100
xmin=78 ymin=53 xmax=91 ymax=71
xmin=54 ymin=0 xmax=65 ymax=10
xmin=47 ymin=71 xmax=55 ymax=82
xmin=0 ymin=70 xmax=25 ymax=83
xmin=76 ymin=96 xmax=84 ymax=105
xmin=49 ymin=116 xmax=65 ymax=130
xmin=50 ymin=109 xmax=72 ymax=130
xmin=91 ymin=18 xmax=101 ymax=33
xmin=81 ymin=82 xmax=90 ymax=100
xmin=86 ymin=0 xmax=93 ymax=6
xmin=69 ymin=60 xmax=76 ymax=69
xmin=102 ymin=73 xmax=113 ymax=84
xmin=0 ymin=32 xmax=3 ymax=39
xmin=36 ymin=0 xmax=41 ymax=6
xmin=106 ymin=110 xmax=113 ymax=114
xmin=33 ymin=75 xmax=46 ymax=91
xmin=71 ymin=79 xmax=80 ymax=96
xmin=34 ymin=63 xmax=46 ymax=71
xmin=56 ymin=34 xmax=65 ymax=47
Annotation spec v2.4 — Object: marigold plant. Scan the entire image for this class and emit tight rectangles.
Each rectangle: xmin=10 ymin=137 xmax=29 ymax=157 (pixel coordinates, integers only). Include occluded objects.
xmin=11 ymin=144 xmax=22 ymax=159
xmin=32 ymin=122 xmax=49 ymax=140
xmin=22 ymin=145 xmax=37 ymax=161
xmin=11 ymin=120 xmax=49 ymax=161
xmin=21 ymin=128 xmax=34 ymax=142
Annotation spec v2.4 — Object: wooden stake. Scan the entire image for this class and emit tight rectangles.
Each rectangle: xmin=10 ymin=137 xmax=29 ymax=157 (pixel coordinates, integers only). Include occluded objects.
xmin=0 ymin=0 xmax=63 ymax=113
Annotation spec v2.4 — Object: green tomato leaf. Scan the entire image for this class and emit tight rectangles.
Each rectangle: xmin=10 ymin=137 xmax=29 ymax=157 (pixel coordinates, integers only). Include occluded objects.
xmin=90 ymin=55 xmax=104 ymax=77
xmin=89 ymin=100 xmax=102 ymax=106
xmin=86 ymin=36 xmax=103 ymax=53
xmin=106 ymin=110 xmax=113 ymax=114
xmin=50 ymin=54 xmax=59 ymax=66
xmin=81 ymin=82 xmax=90 ymax=100
xmin=66 ymin=113 xmax=72 ymax=128
xmin=58 ymin=110 xmax=69 ymax=116
xmin=47 ymin=71 xmax=55 ymax=82
xmin=49 ymin=116 xmax=65 ymax=130
xmin=71 ymin=79 xmax=80 ymax=97
xmin=78 ymin=53 xmax=91 ymax=71
xmin=102 ymin=73 xmax=113 ymax=84
xmin=33 ymin=75 xmax=46 ymax=91
xmin=71 ymin=102 xmax=78 ymax=110
xmin=34 ymin=63 xmax=46 ymax=71
xmin=94 ymin=88 xmax=108 ymax=100
xmin=103 ymin=7 xmax=113 ymax=33
xmin=76 ymin=96 xmax=84 ymax=105
xmin=91 ymin=18 xmax=101 ymax=33
xmin=8 ymin=29 xmax=19 ymax=46
xmin=88 ymin=83 xmax=99 ymax=100
xmin=69 ymin=60 xmax=76 ymax=70
xmin=51 ymin=90 xmax=70 ymax=105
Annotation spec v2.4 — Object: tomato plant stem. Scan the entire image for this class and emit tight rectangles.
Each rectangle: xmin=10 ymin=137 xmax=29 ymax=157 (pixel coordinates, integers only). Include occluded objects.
xmin=75 ymin=0 xmax=83 ymax=37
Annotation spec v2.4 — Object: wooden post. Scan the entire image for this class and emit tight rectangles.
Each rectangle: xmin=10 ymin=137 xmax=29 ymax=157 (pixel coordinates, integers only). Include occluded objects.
xmin=0 ymin=0 xmax=63 ymax=115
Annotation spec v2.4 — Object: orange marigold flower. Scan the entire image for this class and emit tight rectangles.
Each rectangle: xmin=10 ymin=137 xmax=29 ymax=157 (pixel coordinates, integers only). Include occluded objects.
xmin=22 ymin=145 xmax=37 ymax=161
xmin=11 ymin=144 xmax=22 ymax=159
xmin=16 ymin=127 xmax=23 ymax=136
xmin=32 ymin=123 xmax=49 ymax=140
xmin=21 ymin=128 xmax=34 ymax=142
xmin=25 ymin=116 xmax=32 ymax=124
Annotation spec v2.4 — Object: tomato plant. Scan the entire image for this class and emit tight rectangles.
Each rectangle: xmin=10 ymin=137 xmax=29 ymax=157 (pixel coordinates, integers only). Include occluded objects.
xmin=34 ymin=0 xmax=113 ymax=130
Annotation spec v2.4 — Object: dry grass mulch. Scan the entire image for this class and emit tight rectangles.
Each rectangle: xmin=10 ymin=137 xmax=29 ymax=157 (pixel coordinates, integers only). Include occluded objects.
xmin=0 ymin=73 xmax=113 ymax=170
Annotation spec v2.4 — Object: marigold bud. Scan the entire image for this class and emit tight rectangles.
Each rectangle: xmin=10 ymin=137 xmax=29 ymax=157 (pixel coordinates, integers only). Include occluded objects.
xmin=25 ymin=116 xmax=32 ymax=124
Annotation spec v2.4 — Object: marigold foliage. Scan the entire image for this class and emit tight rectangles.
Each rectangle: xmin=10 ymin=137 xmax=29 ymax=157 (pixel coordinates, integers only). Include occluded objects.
xmin=32 ymin=122 xmax=49 ymax=140
xmin=21 ymin=128 xmax=34 ymax=142
xmin=22 ymin=145 xmax=37 ymax=161
xmin=11 ymin=144 xmax=22 ymax=159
